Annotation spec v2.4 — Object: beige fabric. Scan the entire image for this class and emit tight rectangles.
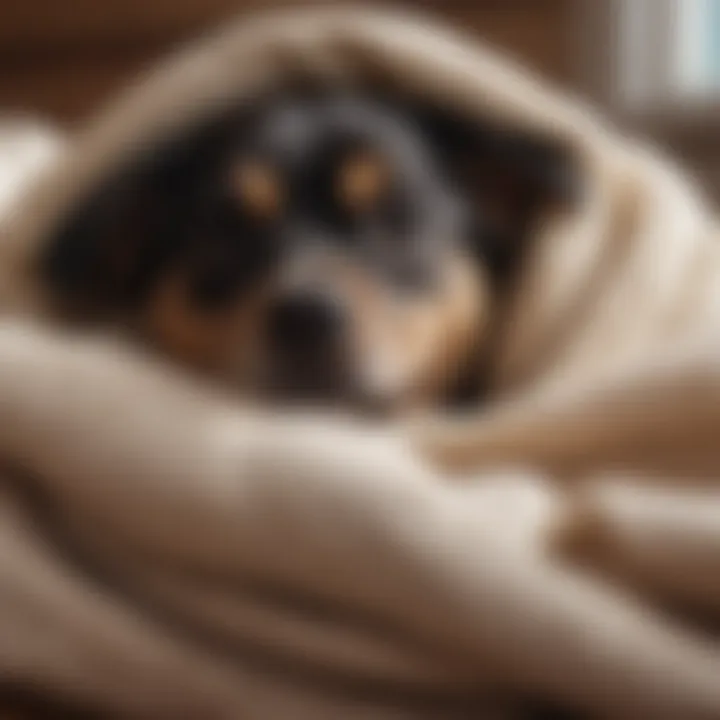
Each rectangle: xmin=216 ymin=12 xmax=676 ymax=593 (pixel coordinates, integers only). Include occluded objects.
xmin=1 ymin=7 xmax=720 ymax=718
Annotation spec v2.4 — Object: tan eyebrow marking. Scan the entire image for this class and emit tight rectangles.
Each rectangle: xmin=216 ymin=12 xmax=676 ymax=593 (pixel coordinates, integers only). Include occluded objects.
xmin=230 ymin=160 xmax=283 ymax=218
xmin=337 ymin=150 xmax=390 ymax=211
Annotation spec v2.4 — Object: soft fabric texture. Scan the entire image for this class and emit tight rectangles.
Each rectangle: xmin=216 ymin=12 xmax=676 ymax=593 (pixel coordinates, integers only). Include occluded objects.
xmin=2 ymin=7 xmax=720 ymax=718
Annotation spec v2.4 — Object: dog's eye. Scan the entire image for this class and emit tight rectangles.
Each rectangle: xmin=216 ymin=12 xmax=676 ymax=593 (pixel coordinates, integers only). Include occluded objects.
xmin=337 ymin=151 xmax=389 ymax=212
xmin=230 ymin=161 xmax=283 ymax=219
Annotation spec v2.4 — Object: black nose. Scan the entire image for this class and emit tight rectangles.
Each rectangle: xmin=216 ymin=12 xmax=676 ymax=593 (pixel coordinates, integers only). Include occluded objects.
xmin=268 ymin=290 xmax=346 ymax=356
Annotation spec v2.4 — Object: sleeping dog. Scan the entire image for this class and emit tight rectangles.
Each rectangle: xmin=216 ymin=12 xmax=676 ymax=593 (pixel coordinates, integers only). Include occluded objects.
xmin=38 ymin=90 xmax=578 ymax=412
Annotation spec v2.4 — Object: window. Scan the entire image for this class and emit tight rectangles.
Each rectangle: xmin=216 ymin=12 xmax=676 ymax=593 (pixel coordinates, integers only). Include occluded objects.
xmin=581 ymin=0 xmax=720 ymax=116
xmin=673 ymin=0 xmax=720 ymax=96
xmin=579 ymin=0 xmax=720 ymax=198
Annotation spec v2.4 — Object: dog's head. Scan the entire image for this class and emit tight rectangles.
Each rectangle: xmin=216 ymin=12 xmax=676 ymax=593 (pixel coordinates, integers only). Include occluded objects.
xmin=40 ymin=91 xmax=579 ymax=411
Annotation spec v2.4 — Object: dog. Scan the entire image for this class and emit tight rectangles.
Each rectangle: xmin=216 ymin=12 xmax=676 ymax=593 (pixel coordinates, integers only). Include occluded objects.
xmin=38 ymin=89 xmax=578 ymax=412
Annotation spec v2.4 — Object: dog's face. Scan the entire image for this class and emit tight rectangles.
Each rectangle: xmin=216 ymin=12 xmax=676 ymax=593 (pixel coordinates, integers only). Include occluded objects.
xmin=144 ymin=96 xmax=487 ymax=409
xmin=41 ymin=92 xmax=578 ymax=411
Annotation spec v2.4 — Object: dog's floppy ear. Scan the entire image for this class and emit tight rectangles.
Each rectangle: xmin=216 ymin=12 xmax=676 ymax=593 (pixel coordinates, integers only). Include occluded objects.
xmin=39 ymin=167 xmax=163 ymax=316
xmin=37 ymin=112 xmax=243 ymax=318
xmin=413 ymin=104 xmax=582 ymax=281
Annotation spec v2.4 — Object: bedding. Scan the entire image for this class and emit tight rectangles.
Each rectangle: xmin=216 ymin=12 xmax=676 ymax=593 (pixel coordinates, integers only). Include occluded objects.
xmin=1 ymin=7 xmax=720 ymax=718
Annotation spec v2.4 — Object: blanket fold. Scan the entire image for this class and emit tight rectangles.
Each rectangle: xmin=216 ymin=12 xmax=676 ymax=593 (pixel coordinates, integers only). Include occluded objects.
xmin=2 ymin=7 xmax=720 ymax=719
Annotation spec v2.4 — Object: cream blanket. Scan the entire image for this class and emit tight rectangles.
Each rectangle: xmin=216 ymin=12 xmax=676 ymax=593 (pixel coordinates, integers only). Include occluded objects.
xmin=2 ymin=8 xmax=720 ymax=719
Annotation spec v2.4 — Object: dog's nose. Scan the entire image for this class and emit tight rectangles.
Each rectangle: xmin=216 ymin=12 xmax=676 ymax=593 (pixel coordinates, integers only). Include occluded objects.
xmin=268 ymin=290 xmax=346 ymax=356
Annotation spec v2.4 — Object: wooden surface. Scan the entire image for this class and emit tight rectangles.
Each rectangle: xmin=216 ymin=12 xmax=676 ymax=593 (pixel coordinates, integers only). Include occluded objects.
xmin=0 ymin=0 xmax=573 ymax=124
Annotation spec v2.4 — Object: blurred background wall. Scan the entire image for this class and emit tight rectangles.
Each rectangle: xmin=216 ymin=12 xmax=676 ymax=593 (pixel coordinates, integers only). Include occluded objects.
xmin=2 ymin=0 xmax=719 ymax=199
xmin=0 ymin=0 xmax=576 ymax=121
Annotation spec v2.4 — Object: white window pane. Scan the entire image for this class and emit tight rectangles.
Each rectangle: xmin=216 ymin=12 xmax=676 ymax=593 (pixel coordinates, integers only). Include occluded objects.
xmin=673 ymin=0 xmax=720 ymax=95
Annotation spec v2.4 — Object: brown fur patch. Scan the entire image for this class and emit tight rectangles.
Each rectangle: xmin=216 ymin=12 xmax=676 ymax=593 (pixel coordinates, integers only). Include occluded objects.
xmin=143 ymin=273 xmax=268 ymax=385
xmin=350 ymin=253 xmax=489 ymax=406
xmin=337 ymin=151 xmax=390 ymax=213
xmin=230 ymin=161 xmax=284 ymax=220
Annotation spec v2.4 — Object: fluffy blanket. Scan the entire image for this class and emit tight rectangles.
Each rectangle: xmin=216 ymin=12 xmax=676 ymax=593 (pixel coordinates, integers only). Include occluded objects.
xmin=2 ymin=7 xmax=720 ymax=719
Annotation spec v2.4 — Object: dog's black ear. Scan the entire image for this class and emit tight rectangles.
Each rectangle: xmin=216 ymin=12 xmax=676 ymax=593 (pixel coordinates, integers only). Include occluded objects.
xmin=37 ymin=113 xmax=243 ymax=318
xmin=39 ymin=169 xmax=160 ymax=316
xmin=412 ymin=104 xmax=582 ymax=281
